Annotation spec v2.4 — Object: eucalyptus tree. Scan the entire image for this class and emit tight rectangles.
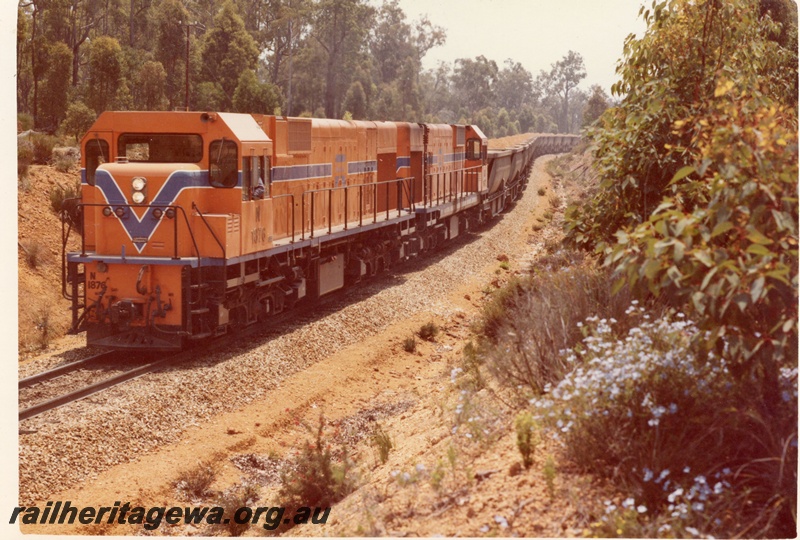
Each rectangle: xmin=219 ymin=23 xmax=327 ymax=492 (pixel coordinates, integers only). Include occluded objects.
xmin=200 ymin=0 xmax=259 ymax=110
xmin=308 ymin=0 xmax=374 ymax=118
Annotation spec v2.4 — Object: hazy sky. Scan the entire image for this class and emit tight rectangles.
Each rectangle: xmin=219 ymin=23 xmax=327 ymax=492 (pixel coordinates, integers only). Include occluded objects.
xmin=393 ymin=0 xmax=648 ymax=94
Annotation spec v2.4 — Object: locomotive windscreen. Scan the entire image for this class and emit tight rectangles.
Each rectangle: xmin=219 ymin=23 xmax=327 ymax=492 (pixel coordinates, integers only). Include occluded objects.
xmin=117 ymin=133 xmax=203 ymax=163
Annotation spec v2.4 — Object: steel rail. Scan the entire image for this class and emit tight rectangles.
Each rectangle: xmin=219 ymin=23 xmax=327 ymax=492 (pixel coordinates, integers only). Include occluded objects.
xmin=19 ymin=355 xmax=177 ymax=422
xmin=18 ymin=351 xmax=117 ymax=390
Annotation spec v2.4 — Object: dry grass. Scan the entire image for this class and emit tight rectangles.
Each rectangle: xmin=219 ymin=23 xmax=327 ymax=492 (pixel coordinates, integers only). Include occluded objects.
xmin=479 ymin=249 xmax=634 ymax=398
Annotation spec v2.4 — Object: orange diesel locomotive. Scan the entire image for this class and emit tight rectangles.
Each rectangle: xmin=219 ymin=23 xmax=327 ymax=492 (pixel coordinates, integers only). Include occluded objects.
xmin=62 ymin=111 xmax=578 ymax=350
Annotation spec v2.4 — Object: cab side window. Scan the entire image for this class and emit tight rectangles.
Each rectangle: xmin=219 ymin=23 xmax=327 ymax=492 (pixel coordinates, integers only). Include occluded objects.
xmin=85 ymin=139 xmax=109 ymax=186
xmin=466 ymin=138 xmax=482 ymax=160
xmin=242 ymin=156 xmax=269 ymax=200
xmin=209 ymin=139 xmax=238 ymax=188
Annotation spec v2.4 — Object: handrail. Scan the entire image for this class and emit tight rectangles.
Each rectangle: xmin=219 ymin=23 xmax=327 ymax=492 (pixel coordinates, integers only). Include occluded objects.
xmin=66 ymin=202 xmax=209 ymax=262
xmin=422 ymin=165 xmax=483 ymax=209
xmin=191 ymin=202 xmax=226 ymax=259
xmin=299 ymin=176 xmax=415 ymax=240
xmin=60 ymin=197 xmax=80 ymax=301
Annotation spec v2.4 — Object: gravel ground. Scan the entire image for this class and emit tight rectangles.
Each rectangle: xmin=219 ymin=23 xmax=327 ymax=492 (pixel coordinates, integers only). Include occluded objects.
xmin=19 ymin=154 xmax=558 ymax=505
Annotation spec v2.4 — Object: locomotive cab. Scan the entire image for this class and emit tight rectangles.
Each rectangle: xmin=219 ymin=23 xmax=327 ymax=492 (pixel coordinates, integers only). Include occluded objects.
xmin=65 ymin=111 xmax=273 ymax=350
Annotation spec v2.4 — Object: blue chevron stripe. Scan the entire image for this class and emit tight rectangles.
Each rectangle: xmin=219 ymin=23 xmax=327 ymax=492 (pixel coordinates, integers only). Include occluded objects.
xmin=94 ymin=169 xmax=220 ymax=253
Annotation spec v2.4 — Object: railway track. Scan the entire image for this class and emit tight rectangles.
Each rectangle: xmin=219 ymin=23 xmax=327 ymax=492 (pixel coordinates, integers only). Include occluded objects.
xmin=19 ymin=351 xmax=168 ymax=422
xmin=17 ymin=279 xmax=373 ymax=423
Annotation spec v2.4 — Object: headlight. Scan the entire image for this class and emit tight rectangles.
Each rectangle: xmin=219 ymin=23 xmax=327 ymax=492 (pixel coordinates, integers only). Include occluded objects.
xmin=131 ymin=176 xmax=147 ymax=204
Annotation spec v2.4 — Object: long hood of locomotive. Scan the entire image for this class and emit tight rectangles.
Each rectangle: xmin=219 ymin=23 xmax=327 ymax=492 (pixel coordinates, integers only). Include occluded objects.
xmin=88 ymin=162 xmax=238 ymax=258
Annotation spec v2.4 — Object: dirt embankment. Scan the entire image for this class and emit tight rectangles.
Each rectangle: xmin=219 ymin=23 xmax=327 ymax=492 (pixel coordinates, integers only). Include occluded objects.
xmin=18 ymin=164 xmax=83 ymax=356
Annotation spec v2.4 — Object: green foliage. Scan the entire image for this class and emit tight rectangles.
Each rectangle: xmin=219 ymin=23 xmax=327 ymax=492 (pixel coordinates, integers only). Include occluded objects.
xmin=136 ymin=61 xmax=168 ymax=111
xmin=50 ymin=182 xmax=81 ymax=215
xmin=542 ymin=455 xmax=557 ymax=499
xmin=215 ymin=483 xmax=259 ymax=536
xmin=30 ymin=133 xmax=58 ymax=165
xmin=202 ymin=2 xmax=260 ymax=110
xmin=563 ymin=0 xmax=798 ymax=409
xmin=18 ymin=113 xmax=34 ymax=132
xmin=194 ymin=82 xmax=227 ymax=111
xmin=233 ymin=69 xmax=283 ymax=114
xmin=566 ymin=0 xmax=797 ymax=250
xmin=16 ymin=0 xmax=575 ymax=136
xmin=452 ymin=56 xmax=498 ymax=114
xmin=370 ymin=423 xmax=393 ymax=464
xmin=582 ymin=84 xmax=610 ymax=127
xmin=606 ymin=94 xmax=798 ymax=402
xmin=154 ymin=0 xmax=190 ymax=109
xmin=87 ymin=36 xmax=124 ymax=114
xmin=21 ymin=240 xmax=47 ymax=269
xmin=279 ymin=415 xmax=355 ymax=511
xmin=173 ymin=460 xmax=217 ymax=499
xmin=514 ymin=411 xmax=537 ymax=469
xmin=542 ymin=50 xmax=586 ymax=133
xmin=39 ymin=41 xmax=72 ymax=128
xmin=54 ymin=155 xmax=76 ymax=173
xmin=61 ymin=102 xmax=96 ymax=142
xmin=18 ymin=138 xmax=33 ymax=179
xmin=343 ymin=81 xmax=367 ymax=119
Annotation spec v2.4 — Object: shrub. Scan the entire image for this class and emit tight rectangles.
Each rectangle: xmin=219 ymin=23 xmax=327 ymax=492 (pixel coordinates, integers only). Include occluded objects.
xmin=461 ymin=341 xmax=484 ymax=390
xmin=402 ymin=336 xmax=416 ymax=353
xmin=565 ymin=0 xmax=797 ymax=251
xmin=50 ymin=182 xmax=80 ymax=214
xmin=20 ymin=240 xmax=47 ymax=269
xmin=370 ymin=423 xmax=393 ymax=464
xmin=34 ymin=308 xmax=52 ymax=349
xmin=418 ymin=322 xmax=439 ymax=342
xmin=17 ymin=113 xmax=34 ymax=132
xmin=605 ymin=92 xmax=797 ymax=411
xmin=532 ymin=310 xmax=798 ymax=538
xmin=215 ymin=483 xmax=259 ymax=536
xmin=543 ymin=456 xmax=556 ymax=499
xmin=564 ymin=0 xmax=798 ymax=415
xmin=54 ymin=155 xmax=77 ymax=173
xmin=479 ymin=250 xmax=635 ymax=396
xmin=277 ymin=415 xmax=355 ymax=533
xmin=61 ymin=101 xmax=96 ymax=142
xmin=30 ymin=133 xmax=58 ymax=165
xmin=18 ymin=139 xmax=33 ymax=180
xmin=537 ymin=187 xmax=546 ymax=196
xmin=174 ymin=461 xmax=217 ymax=499
xmin=514 ymin=411 xmax=536 ymax=469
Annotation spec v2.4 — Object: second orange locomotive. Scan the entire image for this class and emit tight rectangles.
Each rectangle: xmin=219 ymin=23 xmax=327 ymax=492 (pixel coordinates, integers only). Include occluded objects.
xmin=64 ymin=112 xmax=577 ymax=350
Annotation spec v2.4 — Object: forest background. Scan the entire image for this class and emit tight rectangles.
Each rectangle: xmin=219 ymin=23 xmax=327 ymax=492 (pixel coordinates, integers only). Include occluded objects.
xmin=15 ymin=0 xmax=610 ymax=139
